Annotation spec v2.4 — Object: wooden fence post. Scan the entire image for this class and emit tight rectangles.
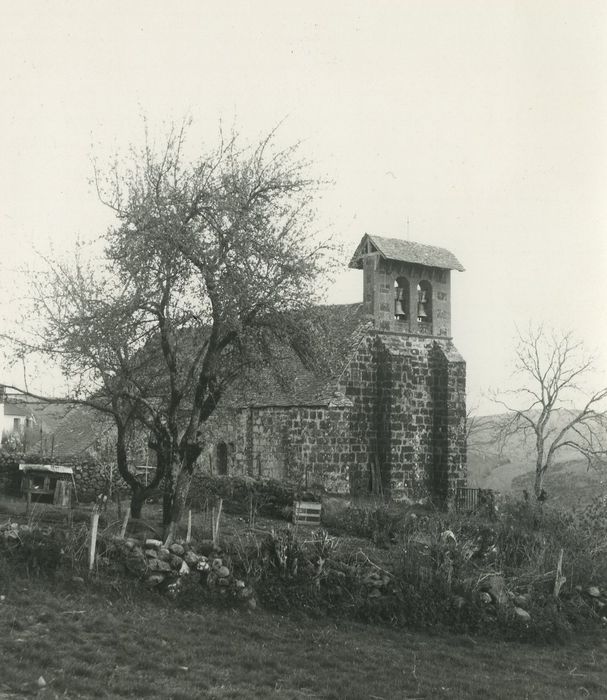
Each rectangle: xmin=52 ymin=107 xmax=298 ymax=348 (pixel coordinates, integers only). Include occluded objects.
xmin=213 ymin=498 xmax=223 ymax=546
xmin=119 ymin=508 xmax=130 ymax=539
xmin=89 ymin=505 xmax=100 ymax=572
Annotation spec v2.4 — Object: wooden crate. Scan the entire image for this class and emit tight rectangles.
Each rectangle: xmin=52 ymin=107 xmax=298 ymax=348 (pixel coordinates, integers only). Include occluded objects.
xmin=293 ymin=501 xmax=322 ymax=526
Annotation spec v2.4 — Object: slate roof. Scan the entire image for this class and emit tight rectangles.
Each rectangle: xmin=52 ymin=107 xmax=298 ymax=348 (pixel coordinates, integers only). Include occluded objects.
xmin=221 ymin=303 xmax=370 ymax=408
xmin=349 ymin=234 xmax=464 ymax=271
xmin=27 ymin=403 xmax=114 ymax=458
xmin=25 ymin=402 xmax=72 ymax=430
xmin=3 ymin=401 xmax=35 ymax=418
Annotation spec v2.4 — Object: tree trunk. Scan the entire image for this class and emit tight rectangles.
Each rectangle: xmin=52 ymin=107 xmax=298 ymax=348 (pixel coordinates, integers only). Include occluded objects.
xmin=534 ymin=467 xmax=545 ymax=500
xmin=534 ymin=436 xmax=546 ymax=500
xmin=163 ymin=455 xmax=197 ymax=544
xmin=162 ymin=469 xmax=175 ymax=529
xmin=130 ymin=487 xmax=146 ymax=520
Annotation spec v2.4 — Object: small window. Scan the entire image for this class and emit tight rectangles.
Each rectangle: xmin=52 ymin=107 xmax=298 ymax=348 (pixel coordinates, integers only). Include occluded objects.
xmin=31 ymin=474 xmax=46 ymax=489
xmin=216 ymin=441 xmax=228 ymax=476
xmin=394 ymin=277 xmax=409 ymax=321
xmin=25 ymin=418 xmax=31 ymax=429
xmin=13 ymin=417 xmax=20 ymax=430
xmin=417 ymin=281 xmax=432 ymax=324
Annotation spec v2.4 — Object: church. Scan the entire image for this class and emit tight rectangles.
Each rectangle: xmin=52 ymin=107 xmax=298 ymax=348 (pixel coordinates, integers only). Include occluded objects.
xmin=194 ymin=234 xmax=467 ymax=504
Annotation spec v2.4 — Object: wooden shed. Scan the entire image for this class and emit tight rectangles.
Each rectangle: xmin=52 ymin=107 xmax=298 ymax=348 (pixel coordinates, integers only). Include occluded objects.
xmin=19 ymin=463 xmax=75 ymax=513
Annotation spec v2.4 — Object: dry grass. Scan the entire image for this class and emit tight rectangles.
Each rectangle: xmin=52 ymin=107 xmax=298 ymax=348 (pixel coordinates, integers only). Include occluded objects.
xmin=0 ymin=493 xmax=278 ymax=539
xmin=1 ymin=495 xmax=607 ymax=698
xmin=0 ymin=568 xmax=606 ymax=699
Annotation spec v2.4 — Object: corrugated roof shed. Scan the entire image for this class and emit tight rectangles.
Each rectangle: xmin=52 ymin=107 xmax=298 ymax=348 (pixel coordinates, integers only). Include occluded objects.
xmin=349 ymin=234 xmax=464 ymax=271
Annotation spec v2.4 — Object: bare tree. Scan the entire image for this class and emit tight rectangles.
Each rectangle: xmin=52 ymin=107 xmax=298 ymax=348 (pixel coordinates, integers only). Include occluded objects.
xmin=465 ymin=405 xmax=496 ymax=458
xmin=3 ymin=255 xmax=169 ymax=518
xmin=5 ymin=122 xmax=337 ymax=539
xmin=491 ymin=326 xmax=607 ymax=499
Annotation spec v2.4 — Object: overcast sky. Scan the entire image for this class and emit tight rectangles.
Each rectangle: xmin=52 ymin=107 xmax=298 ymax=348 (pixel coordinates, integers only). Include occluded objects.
xmin=1 ymin=1 xmax=606 ymax=412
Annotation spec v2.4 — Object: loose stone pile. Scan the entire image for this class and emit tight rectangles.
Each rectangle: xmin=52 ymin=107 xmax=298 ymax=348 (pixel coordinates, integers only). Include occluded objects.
xmin=0 ymin=521 xmax=54 ymax=544
xmin=112 ymin=536 xmax=256 ymax=607
xmin=474 ymin=573 xmax=533 ymax=620
xmin=471 ymin=575 xmax=607 ymax=623
xmin=363 ymin=570 xmax=393 ymax=599
xmin=0 ymin=522 xmax=31 ymax=540
xmin=577 ymin=584 xmax=607 ymax=622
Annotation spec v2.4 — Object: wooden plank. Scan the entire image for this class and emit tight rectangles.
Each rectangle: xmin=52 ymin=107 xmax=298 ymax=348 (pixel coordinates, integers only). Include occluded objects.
xmin=53 ymin=480 xmax=71 ymax=507
xmin=295 ymin=503 xmax=322 ymax=512
xmin=293 ymin=501 xmax=322 ymax=526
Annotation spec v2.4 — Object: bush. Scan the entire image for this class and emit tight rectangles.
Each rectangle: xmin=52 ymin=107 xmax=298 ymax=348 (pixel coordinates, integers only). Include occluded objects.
xmin=187 ymin=475 xmax=297 ymax=519
xmin=0 ymin=524 xmax=66 ymax=576
xmin=322 ymin=501 xmax=411 ymax=546
xmin=484 ymin=497 xmax=607 ymax=593
xmin=4 ymin=491 xmax=607 ymax=640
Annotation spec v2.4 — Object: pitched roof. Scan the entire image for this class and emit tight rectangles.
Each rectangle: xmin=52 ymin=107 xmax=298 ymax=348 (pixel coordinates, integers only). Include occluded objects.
xmin=3 ymin=401 xmax=36 ymax=418
xmin=221 ymin=303 xmax=369 ymax=408
xmin=349 ymin=234 xmax=465 ymax=271
xmin=25 ymin=402 xmax=73 ymax=430
xmin=28 ymin=404 xmax=113 ymax=458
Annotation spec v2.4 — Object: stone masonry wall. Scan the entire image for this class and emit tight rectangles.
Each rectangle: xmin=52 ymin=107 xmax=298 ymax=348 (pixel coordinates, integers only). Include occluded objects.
xmin=334 ymin=335 xmax=379 ymax=494
xmin=244 ymin=405 xmax=354 ymax=493
xmin=190 ymin=403 xmax=355 ymax=494
xmin=337 ymin=332 xmax=435 ymax=499
xmin=432 ymin=343 xmax=467 ymax=499
xmin=336 ymin=332 xmax=467 ymax=502
xmin=374 ymin=334 xmax=435 ymax=499
xmin=187 ymin=333 xmax=467 ymax=503
xmin=364 ymin=254 xmax=452 ymax=337
xmin=192 ymin=407 xmax=249 ymax=477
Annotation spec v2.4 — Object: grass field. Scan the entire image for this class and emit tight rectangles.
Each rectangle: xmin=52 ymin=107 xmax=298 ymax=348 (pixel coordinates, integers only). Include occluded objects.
xmin=2 ymin=495 xmax=607 ymax=698
xmin=0 ymin=570 xmax=606 ymax=700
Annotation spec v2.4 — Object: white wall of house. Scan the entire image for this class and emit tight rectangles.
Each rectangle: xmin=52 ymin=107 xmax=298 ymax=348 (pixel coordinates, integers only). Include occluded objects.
xmin=0 ymin=408 xmax=35 ymax=436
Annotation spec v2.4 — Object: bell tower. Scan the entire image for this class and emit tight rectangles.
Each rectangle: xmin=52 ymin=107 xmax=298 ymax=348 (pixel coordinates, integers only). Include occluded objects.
xmin=349 ymin=234 xmax=464 ymax=337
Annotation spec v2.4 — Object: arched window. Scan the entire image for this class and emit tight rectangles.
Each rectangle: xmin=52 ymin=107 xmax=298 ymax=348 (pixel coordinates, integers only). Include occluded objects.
xmin=216 ymin=441 xmax=228 ymax=476
xmin=394 ymin=277 xmax=409 ymax=321
xmin=417 ymin=281 xmax=432 ymax=326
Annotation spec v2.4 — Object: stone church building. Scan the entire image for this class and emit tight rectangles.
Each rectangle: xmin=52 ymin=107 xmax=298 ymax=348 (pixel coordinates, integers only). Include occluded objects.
xmin=197 ymin=234 xmax=467 ymax=503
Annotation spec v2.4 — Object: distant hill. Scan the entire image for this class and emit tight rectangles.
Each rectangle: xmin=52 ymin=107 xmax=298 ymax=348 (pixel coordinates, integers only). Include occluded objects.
xmin=510 ymin=459 xmax=606 ymax=510
xmin=467 ymin=408 xmax=607 ymax=507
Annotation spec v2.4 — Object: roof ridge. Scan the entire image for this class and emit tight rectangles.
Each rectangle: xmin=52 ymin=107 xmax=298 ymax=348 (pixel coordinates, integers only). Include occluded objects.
xmin=349 ymin=234 xmax=464 ymax=271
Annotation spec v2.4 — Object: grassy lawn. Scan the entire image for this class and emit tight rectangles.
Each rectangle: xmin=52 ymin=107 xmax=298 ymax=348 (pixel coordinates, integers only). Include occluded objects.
xmin=2 ymin=495 xmax=607 ymax=698
xmin=0 ymin=571 xmax=605 ymax=700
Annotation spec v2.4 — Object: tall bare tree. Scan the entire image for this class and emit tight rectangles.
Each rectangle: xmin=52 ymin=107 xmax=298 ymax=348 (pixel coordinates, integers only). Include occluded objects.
xmin=492 ymin=326 xmax=607 ymax=499
xmin=6 ymin=123 xmax=336 ymax=538
xmin=465 ymin=405 xmax=495 ymax=458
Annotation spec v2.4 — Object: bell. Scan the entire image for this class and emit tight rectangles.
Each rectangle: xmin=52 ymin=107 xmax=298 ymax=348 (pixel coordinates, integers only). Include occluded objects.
xmin=417 ymin=303 xmax=428 ymax=319
xmin=394 ymin=300 xmax=407 ymax=317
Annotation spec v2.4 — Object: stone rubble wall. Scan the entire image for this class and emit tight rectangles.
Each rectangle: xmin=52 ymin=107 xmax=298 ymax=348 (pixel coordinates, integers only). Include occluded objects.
xmin=192 ymin=407 xmax=249 ymax=476
xmin=190 ymin=405 xmax=355 ymax=495
xmin=187 ymin=330 xmax=467 ymax=504
xmin=0 ymin=452 xmax=133 ymax=503
xmin=249 ymin=405 xmax=354 ymax=493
